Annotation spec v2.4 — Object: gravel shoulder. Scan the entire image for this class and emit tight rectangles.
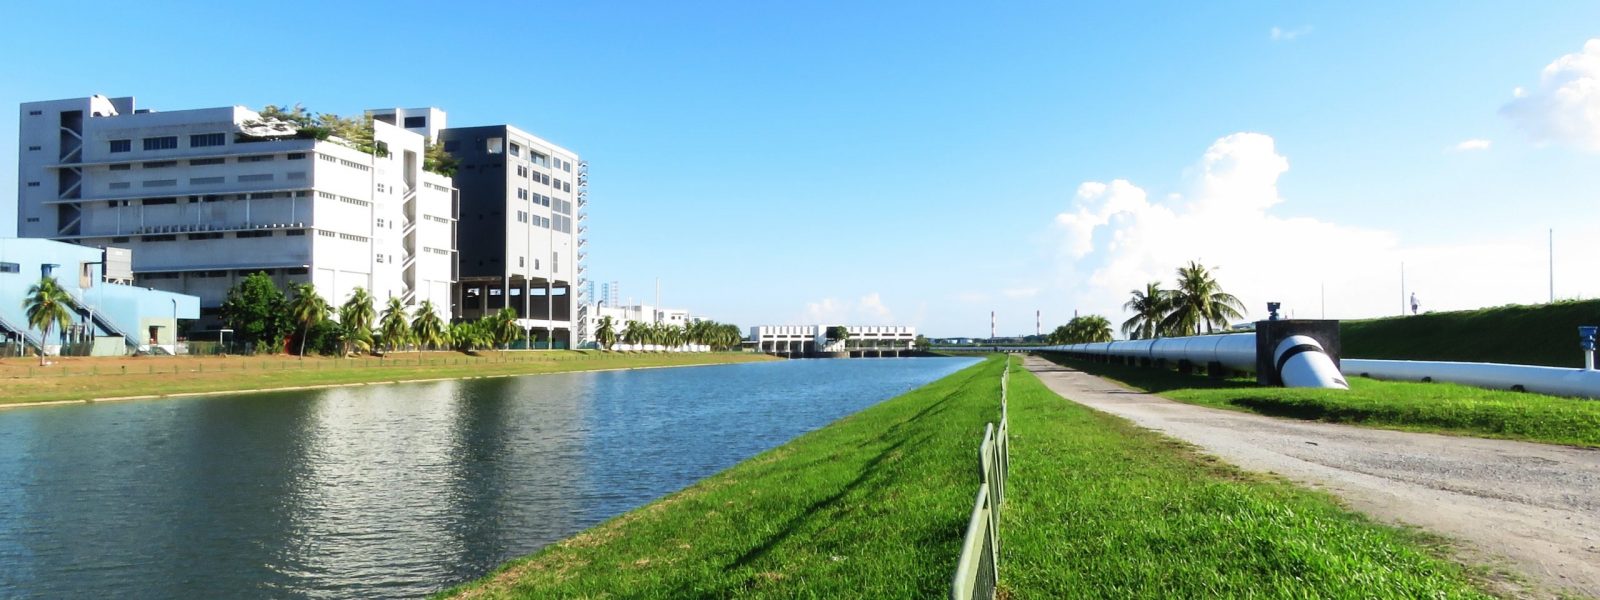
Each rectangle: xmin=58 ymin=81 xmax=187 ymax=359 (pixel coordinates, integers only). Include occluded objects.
xmin=1023 ymin=356 xmax=1600 ymax=599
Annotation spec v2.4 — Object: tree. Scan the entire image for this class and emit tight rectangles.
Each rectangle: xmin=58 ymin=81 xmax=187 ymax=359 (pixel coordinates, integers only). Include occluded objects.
xmin=379 ymin=297 xmax=412 ymax=353
xmin=22 ymin=276 xmax=74 ymax=366
xmin=623 ymin=320 xmax=650 ymax=350
xmin=596 ymin=316 xmax=618 ymax=351
xmin=914 ymin=334 xmax=929 ymax=350
xmin=1161 ymin=261 xmax=1246 ymax=336
xmin=825 ymin=326 xmax=850 ymax=344
xmin=1121 ymin=282 xmax=1170 ymax=340
xmin=423 ymin=139 xmax=459 ymax=176
xmin=220 ymin=272 xmax=290 ymax=352
xmin=339 ymin=287 xmax=376 ymax=356
xmin=411 ymin=300 xmax=447 ymax=351
xmin=489 ymin=308 xmax=521 ymax=351
xmin=286 ymin=284 xmax=330 ymax=357
xmin=1050 ymin=315 xmax=1115 ymax=344
xmin=450 ymin=321 xmax=489 ymax=353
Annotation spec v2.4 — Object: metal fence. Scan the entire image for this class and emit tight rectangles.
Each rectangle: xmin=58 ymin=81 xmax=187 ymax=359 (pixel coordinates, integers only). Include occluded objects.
xmin=952 ymin=358 xmax=1011 ymax=600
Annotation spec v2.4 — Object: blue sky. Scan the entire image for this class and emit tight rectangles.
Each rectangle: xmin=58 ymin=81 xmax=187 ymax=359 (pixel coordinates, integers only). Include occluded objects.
xmin=4 ymin=1 xmax=1598 ymax=336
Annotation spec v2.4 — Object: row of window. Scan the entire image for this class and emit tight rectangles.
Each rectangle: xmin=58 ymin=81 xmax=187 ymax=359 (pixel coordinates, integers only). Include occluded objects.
xmin=105 ymin=172 xmax=297 ymax=191
xmin=138 ymin=267 xmax=310 ymax=280
xmin=119 ymin=229 xmax=311 ymax=243
xmin=104 ymin=191 xmax=313 ymax=208
xmin=104 ymin=153 xmax=303 ymax=170
xmin=109 ymin=133 xmax=226 ymax=154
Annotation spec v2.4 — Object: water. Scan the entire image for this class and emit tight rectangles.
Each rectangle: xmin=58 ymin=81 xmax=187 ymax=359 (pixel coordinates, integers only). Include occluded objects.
xmin=0 ymin=357 xmax=978 ymax=598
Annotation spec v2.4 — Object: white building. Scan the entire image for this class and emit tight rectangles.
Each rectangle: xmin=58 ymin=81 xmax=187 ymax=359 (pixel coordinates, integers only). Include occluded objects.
xmin=751 ymin=325 xmax=917 ymax=355
xmin=579 ymin=303 xmax=691 ymax=348
xmin=436 ymin=124 xmax=584 ymax=348
xmin=16 ymin=95 xmax=458 ymax=324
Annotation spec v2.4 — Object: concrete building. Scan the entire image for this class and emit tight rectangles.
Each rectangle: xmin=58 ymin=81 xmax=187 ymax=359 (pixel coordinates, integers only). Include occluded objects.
xmin=16 ymin=95 xmax=458 ymax=327
xmin=579 ymin=303 xmax=690 ymax=346
xmin=751 ymin=325 xmax=916 ymax=357
xmin=0 ymin=237 xmax=199 ymax=356
xmin=437 ymin=125 xmax=585 ymax=348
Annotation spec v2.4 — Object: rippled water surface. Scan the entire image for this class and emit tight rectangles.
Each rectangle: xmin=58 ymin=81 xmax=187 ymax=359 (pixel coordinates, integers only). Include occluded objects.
xmin=0 ymin=357 xmax=979 ymax=599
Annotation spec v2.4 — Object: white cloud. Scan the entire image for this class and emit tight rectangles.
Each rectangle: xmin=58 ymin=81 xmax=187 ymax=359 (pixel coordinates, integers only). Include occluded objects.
xmin=801 ymin=293 xmax=895 ymax=324
xmin=1450 ymin=138 xmax=1492 ymax=152
xmin=1501 ymin=39 xmax=1600 ymax=150
xmin=1050 ymin=132 xmax=1598 ymax=328
xmin=1270 ymin=26 xmax=1311 ymax=41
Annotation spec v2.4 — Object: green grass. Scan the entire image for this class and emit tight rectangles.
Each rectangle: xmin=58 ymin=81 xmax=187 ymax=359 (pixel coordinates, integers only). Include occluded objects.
xmin=1343 ymin=299 xmax=1600 ymax=367
xmin=1002 ymin=362 xmax=1487 ymax=598
xmin=1039 ymin=354 xmax=1600 ymax=448
xmin=443 ymin=356 xmax=1491 ymax=599
xmin=0 ymin=351 xmax=776 ymax=405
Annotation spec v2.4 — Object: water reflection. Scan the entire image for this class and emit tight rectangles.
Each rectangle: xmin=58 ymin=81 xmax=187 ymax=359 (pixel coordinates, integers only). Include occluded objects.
xmin=0 ymin=357 xmax=977 ymax=598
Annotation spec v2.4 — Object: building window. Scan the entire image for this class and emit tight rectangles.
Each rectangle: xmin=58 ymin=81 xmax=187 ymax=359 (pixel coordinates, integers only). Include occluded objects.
xmin=109 ymin=163 xmax=131 ymax=171
xmin=235 ymin=230 xmax=274 ymax=238
xmin=111 ymin=237 xmax=129 ymax=243
xmin=26 ymin=182 xmax=39 ymax=187
xmin=509 ymin=143 xmax=522 ymax=157
xmin=190 ymin=133 xmax=226 ymax=147
xmin=190 ymin=176 xmax=224 ymax=185
xmin=238 ymin=174 xmax=274 ymax=182
xmin=516 ymin=188 xmax=527 ymax=200
xmin=141 ymin=235 xmax=177 ymax=242
xmin=189 ymin=157 xmax=225 ymax=166
xmin=27 ymin=110 xmax=43 ymax=116
xmin=109 ymin=182 xmax=131 ymax=190
xmin=287 ymin=152 xmax=306 ymax=160
xmin=404 ymin=116 xmax=426 ymax=128
xmin=564 ymin=160 xmax=572 ymax=172
xmin=143 ymin=160 xmax=177 ymax=169
xmin=443 ymin=140 xmax=459 ymax=152
xmin=286 ymin=229 xmax=306 ymax=236
xmin=142 ymin=136 xmax=178 ymax=151
xmin=486 ymin=137 xmax=503 ymax=154
xmin=27 ymin=145 xmax=41 ymax=151
xmin=0 ymin=262 xmax=18 ymax=274
xmin=142 ymin=180 xmax=177 ymax=188
xmin=109 ymin=140 xmax=131 ymax=153
xmin=563 ymin=181 xmax=571 ymax=192
xmin=238 ymin=155 xmax=274 ymax=163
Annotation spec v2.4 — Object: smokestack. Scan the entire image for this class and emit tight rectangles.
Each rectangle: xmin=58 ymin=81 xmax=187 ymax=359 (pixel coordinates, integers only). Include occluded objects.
xmin=1036 ymin=310 xmax=1040 ymax=337
xmin=990 ymin=311 xmax=996 ymax=340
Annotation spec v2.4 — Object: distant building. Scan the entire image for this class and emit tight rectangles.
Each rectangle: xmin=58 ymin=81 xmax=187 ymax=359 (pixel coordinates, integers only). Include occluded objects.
xmin=750 ymin=325 xmax=916 ymax=355
xmin=0 ymin=237 xmax=199 ymax=356
xmin=580 ymin=303 xmax=691 ymax=348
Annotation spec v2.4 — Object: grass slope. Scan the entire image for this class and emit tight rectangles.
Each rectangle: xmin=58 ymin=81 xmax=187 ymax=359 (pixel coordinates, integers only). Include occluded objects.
xmin=1003 ymin=363 xmax=1486 ymax=598
xmin=444 ymin=356 xmax=1489 ymax=598
xmin=1342 ymin=299 xmax=1600 ymax=367
xmin=0 ymin=351 xmax=774 ymax=405
xmin=1039 ymin=354 xmax=1600 ymax=448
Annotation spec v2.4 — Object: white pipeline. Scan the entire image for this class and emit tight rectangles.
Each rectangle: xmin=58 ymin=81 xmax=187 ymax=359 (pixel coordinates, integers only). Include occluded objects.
xmin=1039 ymin=332 xmax=1347 ymax=390
xmin=1341 ymin=359 xmax=1600 ymax=399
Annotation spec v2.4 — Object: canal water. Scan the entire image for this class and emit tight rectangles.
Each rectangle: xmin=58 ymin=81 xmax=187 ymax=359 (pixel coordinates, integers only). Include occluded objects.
xmin=0 ymin=356 xmax=979 ymax=599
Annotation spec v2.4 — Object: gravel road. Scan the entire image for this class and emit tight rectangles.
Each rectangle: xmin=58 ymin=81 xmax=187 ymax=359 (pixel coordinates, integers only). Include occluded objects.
xmin=1023 ymin=356 xmax=1600 ymax=599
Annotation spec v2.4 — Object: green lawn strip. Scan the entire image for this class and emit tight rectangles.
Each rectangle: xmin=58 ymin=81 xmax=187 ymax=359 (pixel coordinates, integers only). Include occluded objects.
xmin=1036 ymin=354 xmax=1600 ymax=448
xmin=0 ymin=352 xmax=776 ymax=405
xmin=1343 ymin=299 xmax=1600 ymax=367
xmin=1002 ymin=362 xmax=1489 ymax=598
xmin=440 ymin=356 xmax=1007 ymax=599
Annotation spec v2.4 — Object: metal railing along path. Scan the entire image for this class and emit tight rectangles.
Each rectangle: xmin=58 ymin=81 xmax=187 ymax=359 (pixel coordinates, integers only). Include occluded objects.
xmin=952 ymin=358 xmax=1011 ymax=600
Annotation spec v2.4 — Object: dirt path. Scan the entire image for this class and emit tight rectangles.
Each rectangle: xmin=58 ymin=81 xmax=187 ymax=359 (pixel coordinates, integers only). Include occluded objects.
xmin=1023 ymin=357 xmax=1600 ymax=599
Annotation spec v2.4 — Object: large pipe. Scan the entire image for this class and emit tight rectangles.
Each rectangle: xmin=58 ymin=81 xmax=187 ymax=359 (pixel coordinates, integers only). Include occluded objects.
xmin=1040 ymin=332 xmax=1345 ymax=389
xmin=1341 ymin=359 xmax=1600 ymax=399
xmin=1274 ymin=335 xmax=1348 ymax=389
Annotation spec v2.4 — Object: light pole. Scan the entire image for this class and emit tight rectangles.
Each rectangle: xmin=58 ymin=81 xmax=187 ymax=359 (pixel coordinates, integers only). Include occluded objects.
xmin=219 ymin=328 xmax=233 ymax=356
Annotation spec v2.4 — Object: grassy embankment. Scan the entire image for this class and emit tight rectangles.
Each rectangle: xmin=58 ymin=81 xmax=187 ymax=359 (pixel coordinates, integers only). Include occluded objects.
xmin=1037 ymin=354 xmax=1600 ymax=448
xmin=0 ymin=351 xmax=775 ymax=406
xmin=1342 ymin=298 xmax=1600 ymax=367
xmin=443 ymin=356 xmax=1487 ymax=599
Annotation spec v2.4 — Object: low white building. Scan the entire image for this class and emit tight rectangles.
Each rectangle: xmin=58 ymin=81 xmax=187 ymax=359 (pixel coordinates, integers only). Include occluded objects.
xmin=16 ymin=95 xmax=458 ymax=325
xmin=751 ymin=325 xmax=916 ymax=355
xmin=580 ymin=303 xmax=695 ymax=349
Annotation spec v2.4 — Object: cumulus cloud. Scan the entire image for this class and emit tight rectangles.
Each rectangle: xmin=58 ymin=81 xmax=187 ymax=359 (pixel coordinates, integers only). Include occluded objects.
xmin=1270 ymin=26 xmax=1311 ymax=41
xmin=1501 ymin=39 xmax=1600 ymax=150
xmin=801 ymin=293 xmax=895 ymax=324
xmin=1050 ymin=132 xmax=1595 ymax=327
xmin=1449 ymin=138 xmax=1492 ymax=152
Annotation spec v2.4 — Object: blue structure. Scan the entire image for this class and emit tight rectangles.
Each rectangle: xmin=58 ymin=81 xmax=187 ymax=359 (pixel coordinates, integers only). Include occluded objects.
xmin=0 ymin=238 xmax=199 ymax=356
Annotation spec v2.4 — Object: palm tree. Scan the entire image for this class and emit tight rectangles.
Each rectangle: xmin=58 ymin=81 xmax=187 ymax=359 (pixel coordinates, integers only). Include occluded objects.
xmin=287 ymin=284 xmax=330 ymax=358
xmin=22 ymin=276 xmax=73 ymax=366
xmin=596 ymin=316 xmax=617 ymax=351
xmin=340 ymin=287 xmax=376 ymax=355
xmin=1049 ymin=315 xmax=1115 ymax=344
xmin=1161 ymin=261 xmax=1247 ymax=336
xmin=622 ymin=320 xmax=649 ymax=351
xmin=411 ymin=300 xmax=447 ymax=351
xmin=488 ymin=308 xmax=521 ymax=352
xmin=379 ymin=297 xmax=411 ymax=353
xmin=1121 ymin=282 xmax=1169 ymax=340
